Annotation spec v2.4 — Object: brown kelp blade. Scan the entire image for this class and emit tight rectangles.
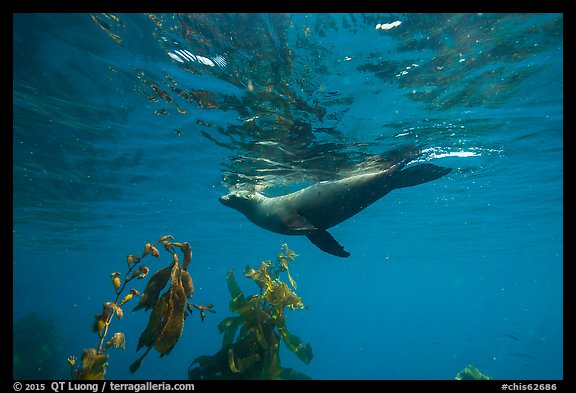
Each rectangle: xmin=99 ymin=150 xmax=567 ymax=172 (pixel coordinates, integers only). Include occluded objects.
xmin=263 ymin=281 xmax=303 ymax=312
xmin=217 ymin=316 xmax=243 ymax=347
xmin=279 ymin=367 xmax=312 ymax=380
xmin=133 ymin=267 xmax=171 ymax=311
xmin=179 ymin=242 xmax=192 ymax=271
xmin=136 ymin=292 xmax=168 ymax=352
xmin=279 ymin=257 xmax=297 ymax=289
xmin=243 ymin=262 xmax=271 ymax=290
xmin=227 ymin=347 xmax=261 ymax=373
xmin=180 ymin=270 xmax=194 ymax=298
xmin=129 ymin=346 xmax=152 ymax=374
xmin=75 ymin=349 xmax=109 ymax=380
xmin=226 ymin=270 xmax=246 ymax=312
xmin=154 ymin=268 xmax=188 ymax=356
xmin=278 ymin=327 xmax=313 ymax=364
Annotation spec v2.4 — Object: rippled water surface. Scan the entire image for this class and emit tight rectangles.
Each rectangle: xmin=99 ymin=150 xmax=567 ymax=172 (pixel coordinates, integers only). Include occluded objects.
xmin=13 ymin=13 xmax=562 ymax=380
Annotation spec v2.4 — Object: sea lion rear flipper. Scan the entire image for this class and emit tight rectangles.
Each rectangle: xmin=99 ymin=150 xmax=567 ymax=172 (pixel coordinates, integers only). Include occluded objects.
xmin=393 ymin=164 xmax=452 ymax=189
xmin=306 ymin=231 xmax=350 ymax=258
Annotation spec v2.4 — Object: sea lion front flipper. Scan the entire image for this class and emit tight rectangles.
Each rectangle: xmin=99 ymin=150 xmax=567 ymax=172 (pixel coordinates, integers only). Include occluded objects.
xmin=285 ymin=214 xmax=317 ymax=232
xmin=306 ymin=231 xmax=350 ymax=258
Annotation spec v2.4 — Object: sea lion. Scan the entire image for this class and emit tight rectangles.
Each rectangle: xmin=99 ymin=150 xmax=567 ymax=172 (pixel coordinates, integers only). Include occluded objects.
xmin=219 ymin=147 xmax=451 ymax=258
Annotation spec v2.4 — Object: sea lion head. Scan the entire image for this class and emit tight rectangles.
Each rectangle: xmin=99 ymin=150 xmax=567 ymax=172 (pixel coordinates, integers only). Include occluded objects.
xmin=219 ymin=190 xmax=261 ymax=212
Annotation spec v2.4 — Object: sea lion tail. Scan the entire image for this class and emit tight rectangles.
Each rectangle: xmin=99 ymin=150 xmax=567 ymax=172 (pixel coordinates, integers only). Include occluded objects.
xmin=393 ymin=164 xmax=452 ymax=189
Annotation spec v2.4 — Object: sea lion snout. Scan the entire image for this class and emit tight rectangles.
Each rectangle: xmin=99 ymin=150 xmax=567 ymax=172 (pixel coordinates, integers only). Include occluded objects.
xmin=219 ymin=193 xmax=234 ymax=207
xmin=219 ymin=190 xmax=254 ymax=208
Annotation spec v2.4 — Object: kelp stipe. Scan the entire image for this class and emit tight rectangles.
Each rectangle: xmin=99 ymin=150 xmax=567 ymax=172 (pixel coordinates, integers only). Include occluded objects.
xmin=67 ymin=235 xmax=213 ymax=379
xmin=188 ymin=244 xmax=313 ymax=380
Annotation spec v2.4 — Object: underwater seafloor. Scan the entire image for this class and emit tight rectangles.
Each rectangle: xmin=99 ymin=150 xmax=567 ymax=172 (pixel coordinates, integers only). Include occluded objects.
xmin=13 ymin=13 xmax=563 ymax=381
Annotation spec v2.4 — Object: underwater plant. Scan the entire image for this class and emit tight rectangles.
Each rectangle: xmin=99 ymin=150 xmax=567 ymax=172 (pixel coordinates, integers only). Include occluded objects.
xmin=14 ymin=313 xmax=65 ymax=379
xmin=455 ymin=364 xmax=493 ymax=380
xmin=67 ymin=235 xmax=213 ymax=379
xmin=188 ymin=244 xmax=313 ymax=380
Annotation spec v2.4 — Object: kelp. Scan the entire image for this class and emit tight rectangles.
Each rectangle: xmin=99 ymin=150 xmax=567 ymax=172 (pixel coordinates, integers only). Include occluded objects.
xmin=130 ymin=240 xmax=213 ymax=372
xmin=13 ymin=313 xmax=64 ymax=379
xmin=455 ymin=364 xmax=493 ymax=380
xmin=70 ymin=349 xmax=109 ymax=380
xmin=68 ymin=235 xmax=213 ymax=379
xmin=133 ymin=267 xmax=171 ymax=311
xmin=188 ymin=244 xmax=313 ymax=380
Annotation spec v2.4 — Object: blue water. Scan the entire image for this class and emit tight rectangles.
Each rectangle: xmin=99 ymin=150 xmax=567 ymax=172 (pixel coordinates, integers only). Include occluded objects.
xmin=13 ymin=13 xmax=563 ymax=380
